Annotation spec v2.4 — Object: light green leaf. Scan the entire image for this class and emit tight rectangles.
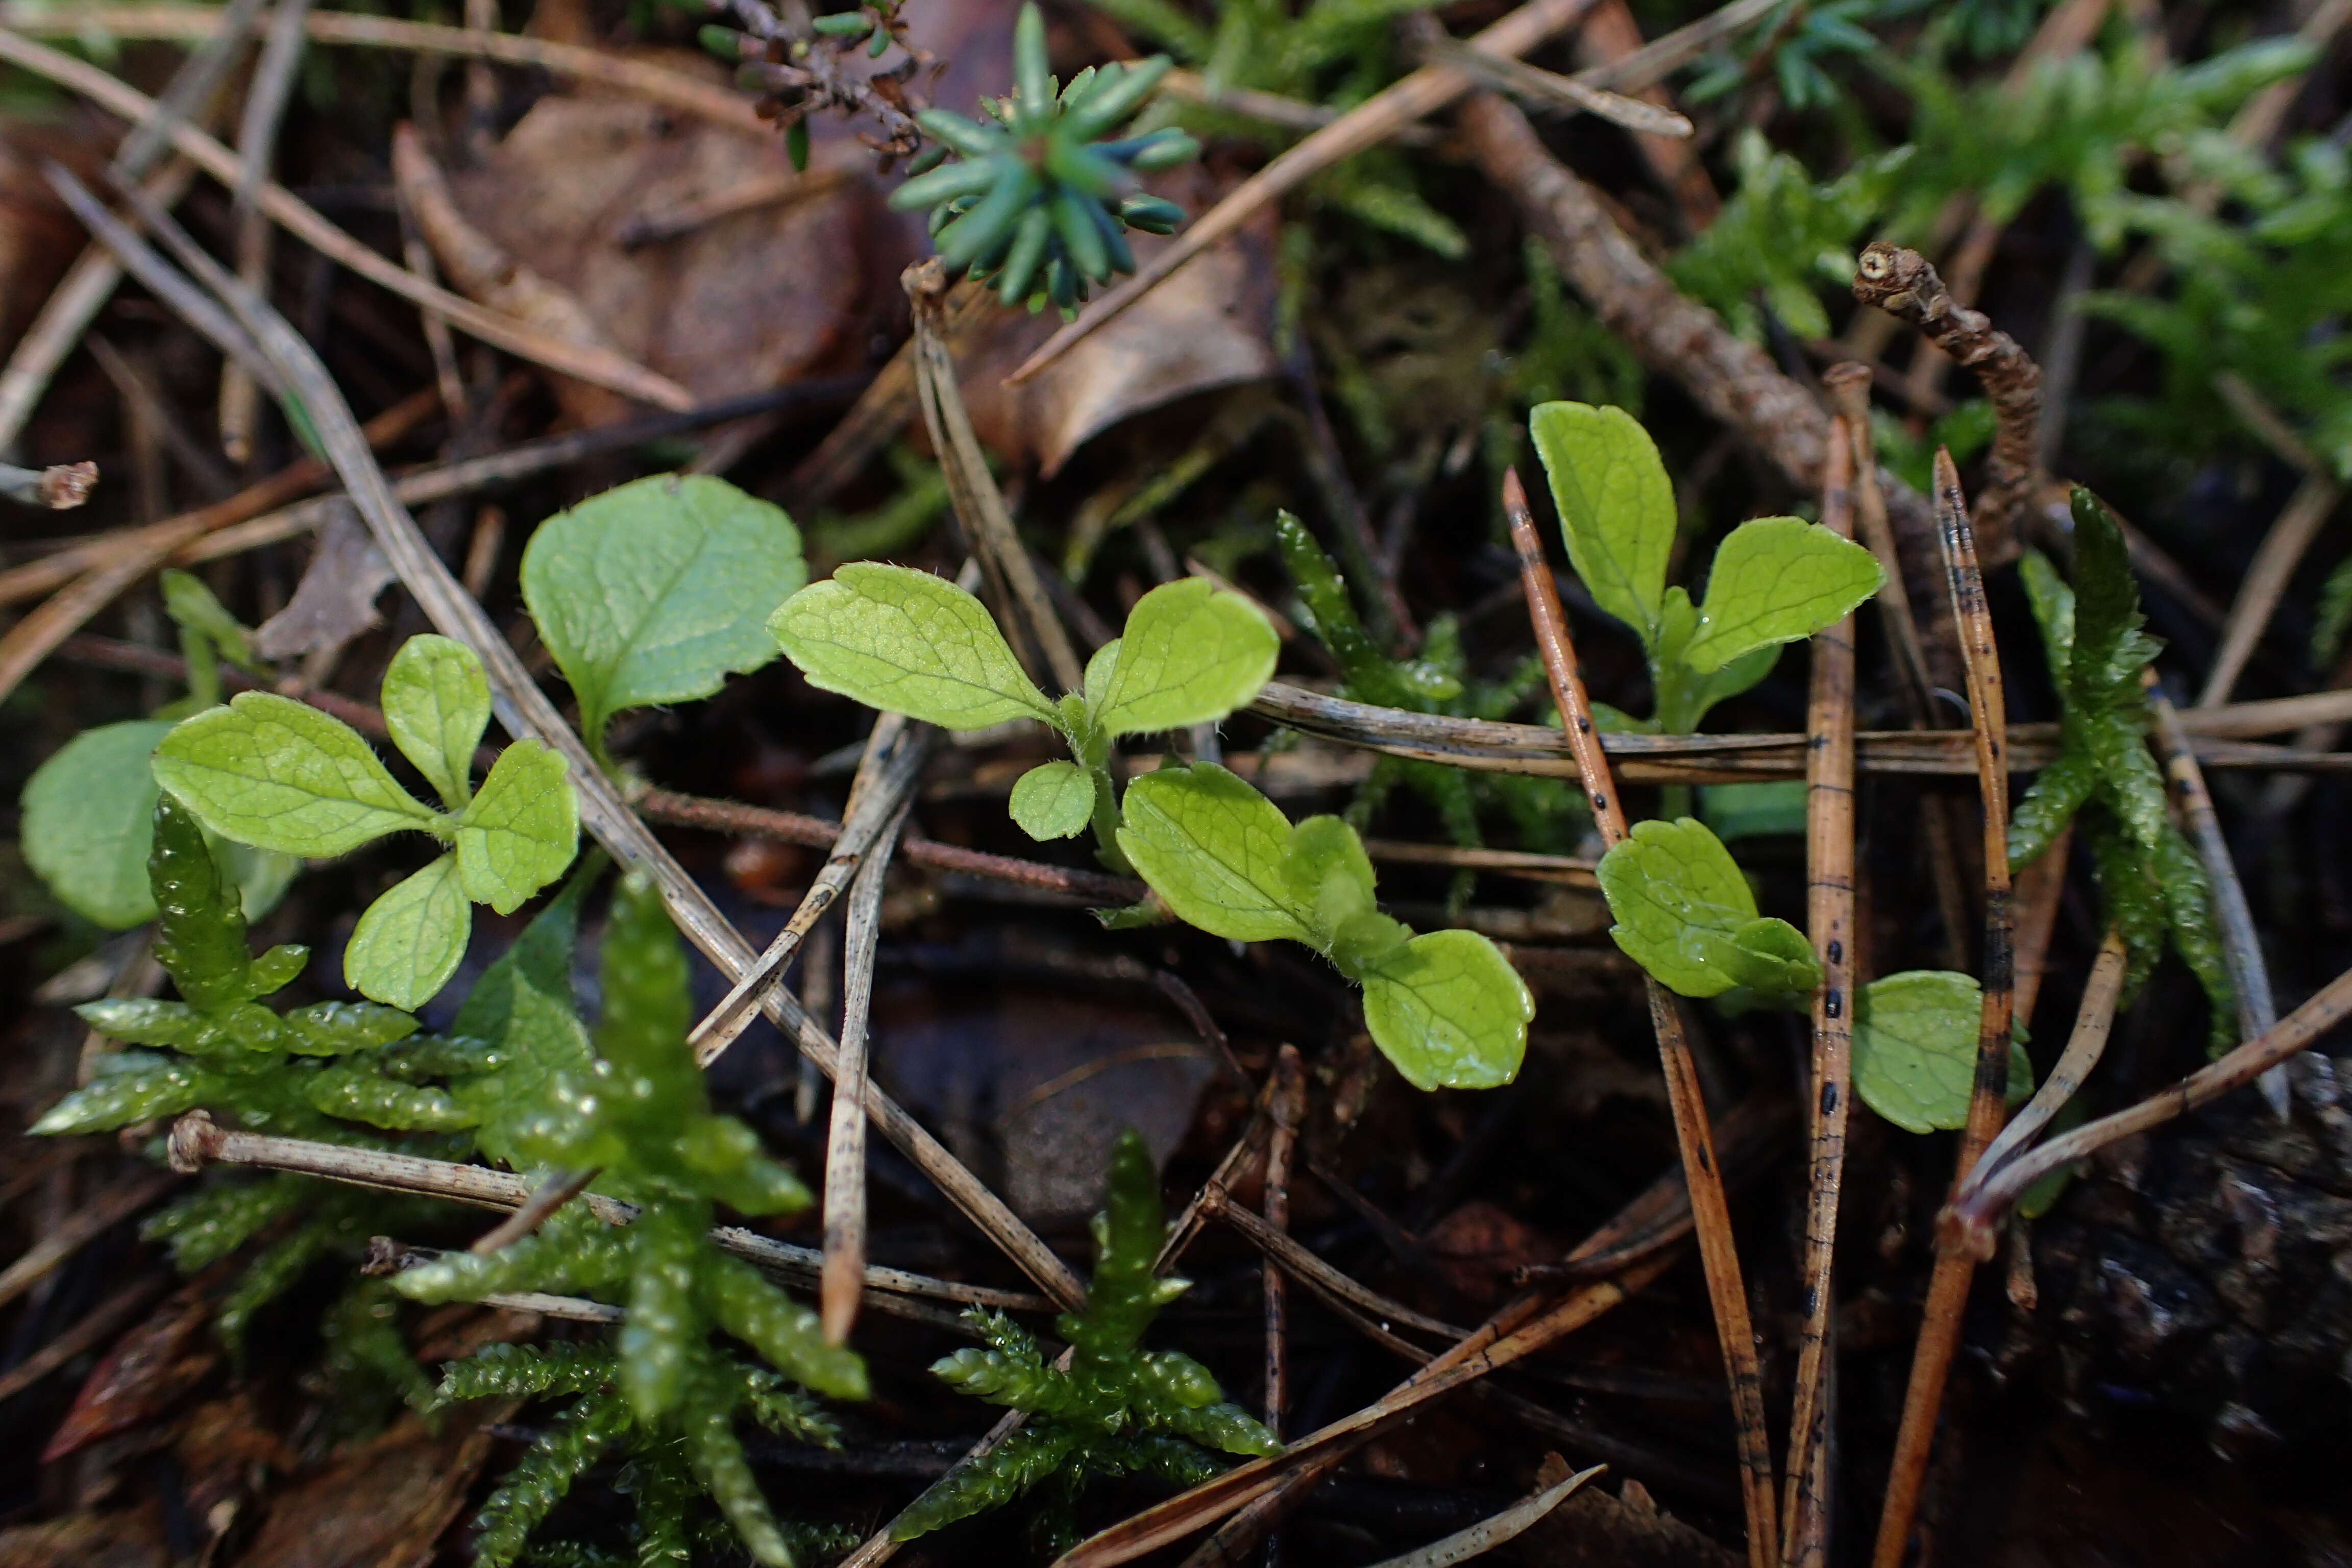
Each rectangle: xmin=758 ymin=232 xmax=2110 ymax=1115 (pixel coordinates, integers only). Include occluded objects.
xmin=1359 ymin=929 xmax=1531 ymax=1091
xmin=1719 ymin=916 xmax=1823 ymax=998
xmin=1850 ymin=970 xmax=2032 ymax=1135
xmin=22 ymin=719 xmax=177 ymax=928
xmin=770 ymin=562 xmax=1055 ymax=730
xmin=153 ymin=693 xmax=440 ymax=857
xmin=452 ymin=864 xmax=594 ymax=1166
xmin=1597 ymin=816 xmax=1771 ymax=998
xmin=1680 ymin=517 xmax=1884 ymax=674
xmin=382 ymin=635 xmax=490 ymax=810
xmin=346 ymin=854 xmax=470 ymax=1009
xmin=1529 ymin=401 xmax=1674 ymax=646
xmin=521 ymin=475 xmax=805 ymax=750
xmin=1089 ymin=578 xmax=1278 ymax=736
xmin=1116 ymin=763 xmax=1316 ymax=944
xmin=1281 ymin=815 xmax=1378 ymax=943
xmin=160 ymin=569 xmax=254 ymax=668
xmin=454 ymin=740 xmax=578 ymax=915
xmin=1700 ymin=780 xmax=1810 ymax=842
xmin=1009 ymin=761 xmax=1094 ymax=840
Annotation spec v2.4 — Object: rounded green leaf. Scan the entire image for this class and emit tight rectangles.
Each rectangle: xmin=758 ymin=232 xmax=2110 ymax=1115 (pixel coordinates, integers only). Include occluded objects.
xmin=1680 ymin=517 xmax=1884 ymax=675
xmin=454 ymin=740 xmax=578 ymax=915
xmin=521 ymin=474 xmax=806 ymax=749
xmin=769 ymin=561 xmax=1056 ymax=730
xmin=153 ymin=693 xmax=440 ymax=857
xmin=1359 ymin=929 xmax=1532 ymax=1090
xmin=1009 ymin=760 xmax=1094 ymax=839
xmin=1596 ymin=817 xmax=1760 ymax=998
xmin=346 ymin=853 xmax=471 ymax=1009
xmin=1530 ymin=402 xmax=1674 ymax=648
xmin=1851 ymin=970 xmax=2032 ymax=1135
xmin=382 ymin=634 xmax=490 ymax=810
xmin=21 ymin=719 xmax=177 ymax=927
xmin=1719 ymin=916 xmax=1824 ymax=999
xmin=1089 ymin=577 xmax=1278 ymax=737
xmin=1116 ymin=763 xmax=1316 ymax=944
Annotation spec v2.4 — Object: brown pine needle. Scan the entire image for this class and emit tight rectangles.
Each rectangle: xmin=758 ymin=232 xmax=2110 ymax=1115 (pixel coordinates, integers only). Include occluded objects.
xmin=1502 ymin=466 xmax=1779 ymax=1568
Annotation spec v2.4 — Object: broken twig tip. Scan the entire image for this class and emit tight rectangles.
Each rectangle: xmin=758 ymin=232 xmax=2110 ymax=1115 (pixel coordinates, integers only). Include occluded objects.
xmin=1 ymin=459 xmax=97 ymax=510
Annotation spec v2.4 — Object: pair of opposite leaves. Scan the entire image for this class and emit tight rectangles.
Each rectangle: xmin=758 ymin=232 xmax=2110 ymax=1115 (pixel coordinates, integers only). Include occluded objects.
xmin=771 ymin=565 xmax=1533 ymax=1090
xmin=146 ymin=476 xmax=809 ymax=1008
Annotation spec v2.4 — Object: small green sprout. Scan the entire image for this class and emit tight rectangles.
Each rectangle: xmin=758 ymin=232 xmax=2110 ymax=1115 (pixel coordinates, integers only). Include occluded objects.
xmin=1848 ymin=970 xmax=2032 ymax=1135
xmin=151 ymin=634 xmax=579 ymax=1009
xmin=888 ymin=3 xmax=1197 ymax=310
xmin=1595 ymin=816 xmax=1821 ymax=1011
xmin=1118 ymin=764 xmax=1532 ymax=1090
xmin=892 ymin=1130 xmax=1278 ymax=1554
xmin=393 ymin=872 xmax=863 ymax=1566
xmin=770 ymin=564 xmax=1277 ymax=868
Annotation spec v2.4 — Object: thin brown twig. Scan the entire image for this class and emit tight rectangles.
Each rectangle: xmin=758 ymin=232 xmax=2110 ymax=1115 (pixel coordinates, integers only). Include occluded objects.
xmin=1009 ymin=0 xmax=1787 ymax=384
xmin=218 ymin=0 xmax=310 ymax=463
xmin=2198 ymin=475 xmax=2342 ymax=710
xmin=1870 ymin=449 xmax=2017 ymax=1568
xmin=0 ymin=1170 xmax=178 ymax=1309
xmin=0 ymin=1272 xmax=171 ymax=1406
xmin=468 ymin=1165 xmax=598 ymax=1256
xmin=0 ymin=460 xmax=96 ymax=509
xmin=820 ymin=803 xmax=908 ymax=1346
xmin=1262 ymin=1045 xmax=1304 ymax=1450
xmin=1503 ymin=466 xmax=1778 ymax=1568
xmin=1970 ymin=930 xmax=2128 ymax=1190
xmin=0 ymin=26 xmax=695 ymax=410
xmin=1206 ymin=1188 xmax=1464 ymax=1344
xmin=1783 ymin=416 xmax=1858 ymax=1568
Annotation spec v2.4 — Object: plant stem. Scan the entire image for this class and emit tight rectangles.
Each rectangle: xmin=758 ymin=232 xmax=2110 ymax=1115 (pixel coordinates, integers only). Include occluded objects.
xmin=1503 ymin=467 xmax=1779 ymax=1568
xmin=1870 ymin=450 xmax=2017 ymax=1568
xmin=1783 ymin=417 xmax=1858 ymax=1568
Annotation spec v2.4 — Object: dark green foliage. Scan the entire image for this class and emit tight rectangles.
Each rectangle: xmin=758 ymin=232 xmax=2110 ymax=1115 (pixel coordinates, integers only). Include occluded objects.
xmin=448 ymin=862 xmax=599 ymax=1167
xmin=395 ymin=873 xmax=861 ymax=1566
xmin=2009 ymin=491 xmax=2234 ymax=1045
xmin=893 ymin=1130 xmax=1278 ymax=1546
xmin=891 ymin=3 xmax=1196 ymax=309
xmin=1276 ymin=513 xmax=1568 ymax=907
xmin=432 ymin=1342 xmax=851 ymax=1568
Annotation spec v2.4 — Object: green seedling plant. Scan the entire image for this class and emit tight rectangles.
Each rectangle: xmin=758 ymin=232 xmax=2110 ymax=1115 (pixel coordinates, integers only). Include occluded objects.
xmin=150 ymin=633 xmax=578 ymax=1010
xmin=21 ymin=568 xmax=297 ymax=928
xmin=771 ymin=564 xmax=1278 ymax=866
xmin=1277 ymin=511 xmax=1570 ymax=908
xmin=890 ymin=3 xmax=1197 ymax=310
xmin=519 ymin=474 xmax=806 ymax=773
xmin=2008 ymin=488 xmax=2233 ymax=1044
xmin=32 ymin=795 xmax=483 ymax=1368
xmin=393 ymin=872 xmax=866 ymax=1567
xmin=430 ymin=1342 xmax=855 ymax=1568
xmin=893 ymin=1129 xmax=1278 ymax=1555
xmin=1118 ymin=763 xmax=1531 ymax=1089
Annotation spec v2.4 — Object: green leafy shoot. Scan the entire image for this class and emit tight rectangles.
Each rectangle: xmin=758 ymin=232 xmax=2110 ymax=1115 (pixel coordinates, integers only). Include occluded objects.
xmin=1595 ymin=816 xmax=1822 ymax=1009
xmin=34 ymin=794 xmax=496 ymax=1359
xmin=1278 ymin=512 xmax=1568 ymax=911
xmin=891 ymin=2 xmax=1197 ymax=311
xmin=1117 ymin=763 xmax=1532 ymax=1090
xmin=392 ymin=873 xmax=862 ymax=1566
xmin=772 ymin=562 xmax=1277 ymax=868
xmin=520 ymin=475 xmax=805 ymax=769
xmin=19 ymin=575 xmax=298 ymax=928
xmin=152 ymin=634 xmax=580 ymax=1009
xmin=431 ymin=1342 xmax=853 ymax=1568
xmin=893 ymin=1130 xmax=1277 ymax=1553
xmin=1849 ymin=970 xmax=2032 ymax=1134
xmin=2008 ymin=488 xmax=2234 ymax=1047
xmin=1529 ymin=401 xmax=1883 ymax=736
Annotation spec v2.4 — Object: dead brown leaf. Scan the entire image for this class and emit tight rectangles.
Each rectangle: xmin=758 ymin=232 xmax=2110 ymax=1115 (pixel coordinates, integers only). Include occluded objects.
xmin=44 ymin=1287 xmax=218 ymax=1463
xmin=1422 ymin=1200 xmax=1560 ymax=1308
xmin=234 ymin=1406 xmax=508 ymax=1568
xmin=250 ymin=501 xmax=397 ymax=660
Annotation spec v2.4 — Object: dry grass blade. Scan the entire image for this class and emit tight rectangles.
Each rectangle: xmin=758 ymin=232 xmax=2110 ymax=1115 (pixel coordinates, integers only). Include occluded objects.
xmin=114 ymin=177 xmax=1083 ymax=1314
xmin=687 ymin=716 xmax=923 ymax=1065
xmin=1870 ymin=449 xmax=2017 ymax=1568
xmin=1418 ymin=35 xmax=1690 ymax=136
xmin=820 ymin=803 xmax=908 ymax=1346
xmin=467 ymin=1166 xmax=598 ymax=1256
xmin=1970 ymin=931 xmax=2128 ymax=1189
xmin=1503 ymin=468 xmax=1777 ymax=1568
xmin=1012 ymin=0 xmax=1795 ymax=385
xmin=1362 ymin=1463 xmax=1606 ymax=1568
xmin=1206 ymin=1187 xmax=1465 ymax=1343
xmin=1783 ymin=417 xmax=1858 ymax=1568
xmin=217 ymin=0 xmax=310 ymax=463
xmin=2197 ymin=475 xmax=2341 ymax=710
xmin=0 ymin=1170 xmax=177 ymax=1309
xmin=0 ymin=26 xmax=694 ymax=410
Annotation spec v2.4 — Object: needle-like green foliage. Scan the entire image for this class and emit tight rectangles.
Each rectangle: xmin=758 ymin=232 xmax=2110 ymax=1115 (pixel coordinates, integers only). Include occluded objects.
xmin=2008 ymin=489 xmax=2234 ymax=1047
xmin=392 ymin=872 xmax=863 ymax=1567
xmin=431 ymin=1341 xmax=854 ymax=1568
xmin=1276 ymin=512 xmax=1567 ymax=908
xmin=890 ymin=3 xmax=1197 ymax=310
xmin=892 ymin=1130 xmax=1278 ymax=1554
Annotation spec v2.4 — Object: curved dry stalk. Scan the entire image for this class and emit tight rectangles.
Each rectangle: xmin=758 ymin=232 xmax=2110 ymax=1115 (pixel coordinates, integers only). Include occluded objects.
xmin=1503 ymin=467 xmax=1778 ymax=1568
xmin=1360 ymin=1464 xmax=1605 ymax=1568
xmin=1870 ymin=450 xmax=2017 ymax=1568
xmin=1783 ymin=417 xmax=1858 ymax=1568
xmin=1969 ymin=931 xmax=2128 ymax=1188
xmin=2198 ymin=477 xmax=2343 ymax=710
xmin=820 ymin=803 xmax=909 ymax=1346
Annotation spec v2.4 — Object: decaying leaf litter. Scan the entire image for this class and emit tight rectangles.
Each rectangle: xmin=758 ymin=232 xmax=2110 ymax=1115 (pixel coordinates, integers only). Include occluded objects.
xmin=5 ymin=0 xmax=2352 ymax=1565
